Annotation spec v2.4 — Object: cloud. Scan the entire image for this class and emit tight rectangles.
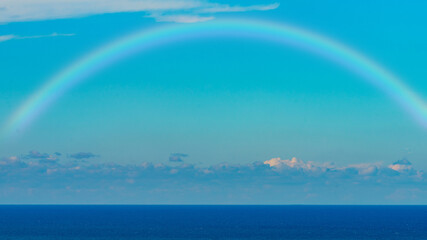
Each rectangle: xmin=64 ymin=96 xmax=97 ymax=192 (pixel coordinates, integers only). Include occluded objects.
xmin=0 ymin=0 xmax=279 ymax=24
xmin=150 ymin=14 xmax=214 ymax=23
xmin=69 ymin=152 xmax=97 ymax=160
xmin=1 ymin=153 xmax=424 ymax=184
xmin=0 ymin=152 xmax=426 ymax=204
xmin=0 ymin=35 xmax=15 ymax=42
xmin=25 ymin=150 xmax=50 ymax=159
xmin=198 ymin=2 xmax=280 ymax=13
xmin=388 ymin=158 xmax=415 ymax=173
xmin=0 ymin=0 xmax=198 ymax=23
xmin=169 ymin=153 xmax=189 ymax=162
xmin=0 ymin=33 xmax=74 ymax=43
xmin=18 ymin=32 xmax=75 ymax=39
xmin=264 ymin=157 xmax=322 ymax=171
xmin=24 ymin=150 xmax=59 ymax=162
xmin=149 ymin=2 xmax=279 ymax=23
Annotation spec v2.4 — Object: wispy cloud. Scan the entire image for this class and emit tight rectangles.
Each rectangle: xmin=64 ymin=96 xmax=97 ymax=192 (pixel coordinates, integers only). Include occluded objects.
xmin=0 ymin=33 xmax=75 ymax=43
xmin=18 ymin=32 xmax=75 ymax=39
xmin=150 ymin=14 xmax=215 ymax=23
xmin=0 ymin=35 xmax=14 ymax=42
xmin=198 ymin=2 xmax=280 ymax=13
xmin=0 ymin=0 xmax=279 ymax=24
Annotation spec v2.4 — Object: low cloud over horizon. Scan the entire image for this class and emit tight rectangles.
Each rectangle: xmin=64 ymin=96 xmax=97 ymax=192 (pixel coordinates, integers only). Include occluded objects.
xmin=0 ymin=150 xmax=425 ymax=204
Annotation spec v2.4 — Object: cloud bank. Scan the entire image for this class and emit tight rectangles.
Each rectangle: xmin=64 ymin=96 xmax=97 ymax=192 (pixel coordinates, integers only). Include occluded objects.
xmin=0 ymin=151 xmax=426 ymax=204
xmin=0 ymin=0 xmax=279 ymax=23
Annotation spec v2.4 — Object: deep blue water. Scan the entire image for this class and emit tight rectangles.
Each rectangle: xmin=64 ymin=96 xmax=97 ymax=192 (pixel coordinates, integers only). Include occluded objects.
xmin=0 ymin=205 xmax=426 ymax=239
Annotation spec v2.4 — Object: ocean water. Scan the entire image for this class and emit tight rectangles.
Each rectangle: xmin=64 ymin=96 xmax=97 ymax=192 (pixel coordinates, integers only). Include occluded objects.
xmin=0 ymin=205 xmax=426 ymax=240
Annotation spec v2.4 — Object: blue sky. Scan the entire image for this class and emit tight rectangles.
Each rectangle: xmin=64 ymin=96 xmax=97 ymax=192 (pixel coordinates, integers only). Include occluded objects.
xmin=1 ymin=0 xmax=427 ymax=204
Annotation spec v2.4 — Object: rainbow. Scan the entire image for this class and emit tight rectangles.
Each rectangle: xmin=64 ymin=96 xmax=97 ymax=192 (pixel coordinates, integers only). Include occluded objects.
xmin=3 ymin=19 xmax=427 ymax=138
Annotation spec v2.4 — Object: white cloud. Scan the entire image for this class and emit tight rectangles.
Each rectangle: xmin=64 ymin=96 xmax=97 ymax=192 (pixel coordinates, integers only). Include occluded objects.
xmin=0 ymin=33 xmax=74 ymax=43
xmin=0 ymin=0 xmax=279 ymax=23
xmin=18 ymin=32 xmax=75 ymax=39
xmin=263 ymin=157 xmax=335 ymax=175
xmin=264 ymin=157 xmax=317 ymax=170
xmin=0 ymin=0 xmax=200 ymax=22
xmin=0 ymin=35 xmax=15 ymax=42
xmin=263 ymin=157 xmax=424 ymax=179
xmin=199 ymin=2 xmax=280 ymax=13
xmin=150 ymin=13 xmax=214 ymax=23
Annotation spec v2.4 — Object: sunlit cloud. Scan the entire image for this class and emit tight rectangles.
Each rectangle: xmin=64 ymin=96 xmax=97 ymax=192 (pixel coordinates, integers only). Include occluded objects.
xmin=388 ymin=159 xmax=415 ymax=173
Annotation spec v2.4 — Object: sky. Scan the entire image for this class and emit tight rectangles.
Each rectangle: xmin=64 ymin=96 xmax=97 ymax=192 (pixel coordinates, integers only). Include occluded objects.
xmin=1 ymin=0 xmax=427 ymax=204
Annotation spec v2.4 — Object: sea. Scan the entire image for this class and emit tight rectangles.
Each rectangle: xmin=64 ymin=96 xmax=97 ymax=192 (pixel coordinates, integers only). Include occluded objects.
xmin=0 ymin=205 xmax=426 ymax=239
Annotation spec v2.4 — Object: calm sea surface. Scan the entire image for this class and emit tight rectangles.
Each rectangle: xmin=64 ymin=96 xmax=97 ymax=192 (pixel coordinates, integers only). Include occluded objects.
xmin=0 ymin=205 xmax=426 ymax=239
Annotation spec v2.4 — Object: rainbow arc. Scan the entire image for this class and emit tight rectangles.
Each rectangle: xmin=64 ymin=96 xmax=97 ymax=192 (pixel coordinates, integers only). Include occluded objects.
xmin=3 ymin=19 xmax=427 ymax=139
